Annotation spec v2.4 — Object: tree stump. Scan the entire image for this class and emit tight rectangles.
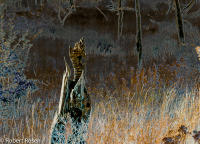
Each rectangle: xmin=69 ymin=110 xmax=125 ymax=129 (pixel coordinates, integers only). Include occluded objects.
xmin=50 ymin=38 xmax=91 ymax=144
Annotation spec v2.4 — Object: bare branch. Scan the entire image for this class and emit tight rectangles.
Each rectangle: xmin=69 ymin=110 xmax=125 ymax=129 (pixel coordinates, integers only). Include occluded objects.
xmin=58 ymin=1 xmax=62 ymax=23
xmin=57 ymin=0 xmax=75 ymax=26
xmin=61 ymin=10 xmax=73 ymax=26
xmin=182 ymin=0 xmax=196 ymax=14
xmin=95 ymin=6 xmax=108 ymax=21
xmin=166 ymin=0 xmax=174 ymax=15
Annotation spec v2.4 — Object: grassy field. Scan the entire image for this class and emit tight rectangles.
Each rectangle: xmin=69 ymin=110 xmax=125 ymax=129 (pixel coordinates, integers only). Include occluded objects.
xmin=0 ymin=53 xmax=199 ymax=143
xmin=0 ymin=1 xmax=200 ymax=143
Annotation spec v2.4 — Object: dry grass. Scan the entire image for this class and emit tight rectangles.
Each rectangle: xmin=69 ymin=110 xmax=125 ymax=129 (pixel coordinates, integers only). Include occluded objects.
xmin=0 ymin=57 xmax=199 ymax=144
xmin=1 ymin=1 xmax=200 ymax=143
xmin=86 ymin=64 xmax=199 ymax=144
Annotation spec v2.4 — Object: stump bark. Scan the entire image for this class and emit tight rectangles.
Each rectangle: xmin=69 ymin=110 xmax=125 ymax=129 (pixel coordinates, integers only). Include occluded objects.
xmin=50 ymin=38 xmax=91 ymax=144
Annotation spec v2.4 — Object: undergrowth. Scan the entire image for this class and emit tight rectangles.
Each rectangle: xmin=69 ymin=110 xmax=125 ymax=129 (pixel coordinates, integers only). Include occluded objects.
xmin=1 ymin=62 xmax=199 ymax=143
xmin=0 ymin=1 xmax=200 ymax=143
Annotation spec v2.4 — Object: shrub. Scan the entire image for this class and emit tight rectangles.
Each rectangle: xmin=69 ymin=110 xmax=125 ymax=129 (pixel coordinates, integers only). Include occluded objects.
xmin=0 ymin=16 xmax=38 ymax=104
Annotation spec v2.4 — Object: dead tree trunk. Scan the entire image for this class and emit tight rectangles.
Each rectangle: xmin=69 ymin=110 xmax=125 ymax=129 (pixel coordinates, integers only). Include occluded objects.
xmin=174 ymin=0 xmax=185 ymax=44
xmin=135 ymin=0 xmax=142 ymax=68
xmin=117 ymin=0 xmax=124 ymax=40
xmin=50 ymin=38 xmax=91 ymax=144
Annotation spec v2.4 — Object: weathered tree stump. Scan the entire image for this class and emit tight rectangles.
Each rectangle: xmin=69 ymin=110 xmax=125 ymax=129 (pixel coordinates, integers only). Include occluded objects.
xmin=50 ymin=38 xmax=91 ymax=144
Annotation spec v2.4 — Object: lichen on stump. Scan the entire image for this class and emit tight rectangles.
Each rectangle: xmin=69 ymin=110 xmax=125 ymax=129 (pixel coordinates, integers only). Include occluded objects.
xmin=50 ymin=38 xmax=91 ymax=144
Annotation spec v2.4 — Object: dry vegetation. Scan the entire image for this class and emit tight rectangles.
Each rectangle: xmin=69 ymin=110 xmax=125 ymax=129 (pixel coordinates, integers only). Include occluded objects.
xmin=0 ymin=1 xmax=200 ymax=144
xmin=1 ymin=53 xmax=199 ymax=143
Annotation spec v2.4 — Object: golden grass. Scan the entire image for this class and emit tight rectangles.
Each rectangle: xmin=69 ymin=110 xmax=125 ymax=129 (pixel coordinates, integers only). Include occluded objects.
xmin=86 ymin=83 xmax=199 ymax=144
xmin=1 ymin=59 xmax=199 ymax=144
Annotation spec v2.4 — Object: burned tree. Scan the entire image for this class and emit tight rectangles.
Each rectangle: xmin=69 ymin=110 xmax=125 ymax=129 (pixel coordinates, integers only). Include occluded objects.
xmin=50 ymin=38 xmax=91 ymax=144
xmin=135 ymin=0 xmax=142 ymax=68
xmin=174 ymin=0 xmax=185 ymax=44
xmin=167 ymin=0 xmax=197 ymax=44
xmin=117 ymin=0 xmax=124 ymax=40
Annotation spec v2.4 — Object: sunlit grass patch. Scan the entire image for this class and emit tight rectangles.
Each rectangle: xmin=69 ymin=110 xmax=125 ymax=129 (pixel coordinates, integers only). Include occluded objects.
xmin=87 ymin=83 xmax=199 ymax=144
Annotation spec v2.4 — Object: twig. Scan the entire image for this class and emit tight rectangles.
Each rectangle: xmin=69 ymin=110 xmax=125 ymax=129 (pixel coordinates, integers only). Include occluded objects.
xmin=182 ymin=0 xmax=196 ymax=14
xmin=166 ymin=0 xmax=174 ymax=15
xmin=57 ymin=1 xmax=74 ymax=26
xmin=61 ymin=10 xmax=73 ymax=26
xmin=95 ymin=6 xmax=108 ymax=21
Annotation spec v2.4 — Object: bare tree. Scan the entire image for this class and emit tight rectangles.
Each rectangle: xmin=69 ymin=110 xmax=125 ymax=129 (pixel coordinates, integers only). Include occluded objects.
xmin=167 ymin=0 xmax=197 ymax=44
xmin=135 ymin=0 xmax=142 ymax=68
xmin=56 ymin=0 xmax=76 ymax=26
xmin=117 ymin=0 xmax=124 ymax=39
xmin=174 ymin=0 xmax=185 ymax=44
xmin=106 ymin=0 xmax=135 ymax=40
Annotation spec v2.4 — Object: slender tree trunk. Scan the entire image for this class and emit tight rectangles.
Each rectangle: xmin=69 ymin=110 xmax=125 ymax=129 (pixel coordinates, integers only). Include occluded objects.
xmin=70 ymin=0 xmax=74 ymax=7
xmin=135 ymin=0 xmax=142 ymax=68
xmin=174 ymin=0 xmax=185 ymax=44
xmin=118 ymin=0 xmax=123 ymax=40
